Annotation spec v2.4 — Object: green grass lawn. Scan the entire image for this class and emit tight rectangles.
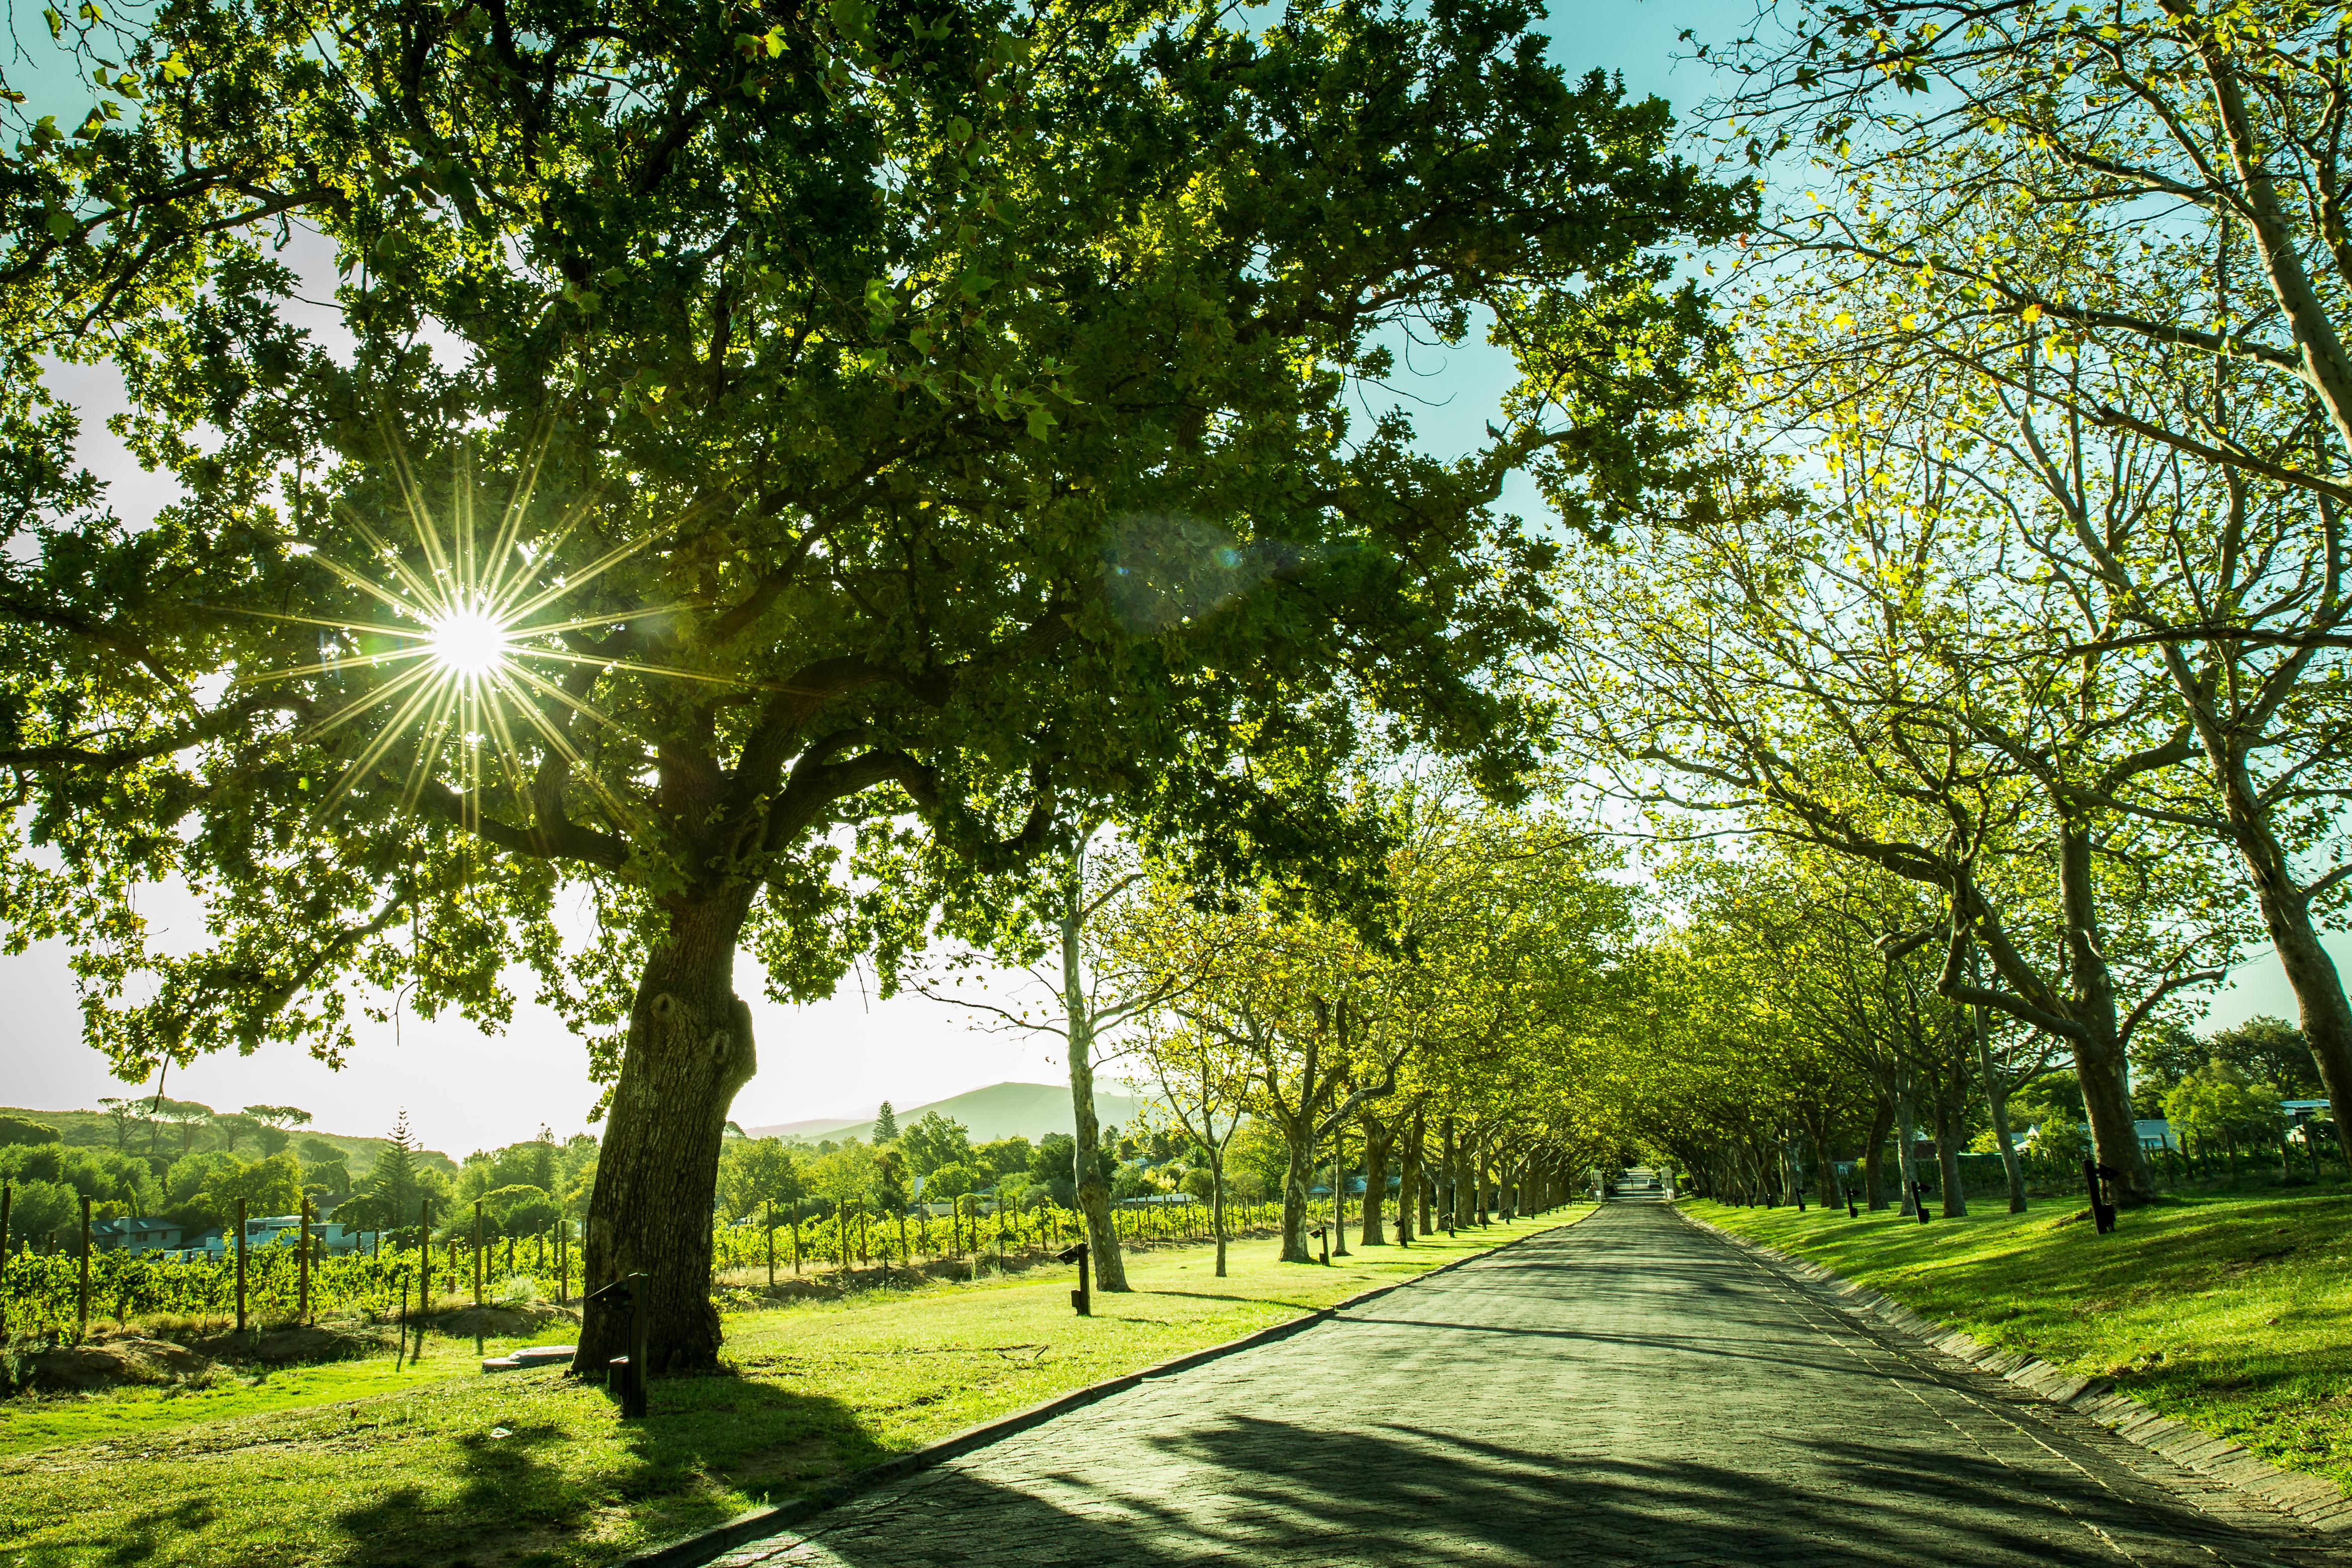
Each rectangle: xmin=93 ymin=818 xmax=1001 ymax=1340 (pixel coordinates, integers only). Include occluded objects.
xmin=0 ymin=1212 xmax=1579 ymax=1568
xmin=1685 ymin=1189 xmax=2352 ymax=1497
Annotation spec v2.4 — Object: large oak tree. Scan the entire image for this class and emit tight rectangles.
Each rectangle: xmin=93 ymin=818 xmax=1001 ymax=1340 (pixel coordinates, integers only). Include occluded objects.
xmin=0 ymin=0 xmax=1742 ymax=1367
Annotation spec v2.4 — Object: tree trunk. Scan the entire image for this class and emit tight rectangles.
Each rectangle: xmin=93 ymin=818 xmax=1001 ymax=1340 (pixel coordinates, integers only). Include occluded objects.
xmin=2211 ymin=765 xmax=2352 ymax=1168
xmin=1279 ymin=1116 xmax=1315 ymax=1263
xmin=1395 ymin=1115 xmax=1420 ymax=1243
xmin=1060 ymin=864 xmax=1129 ymax=1291
xmin=1210 ymin=1154 xmax=1228 ymax=1278
xmin=1359 ymin=1111 xmax=1393 ymax=1246
xmin=1895 ymin=1069 xmax=1920 ymax=1216
xmin=1931 ymin=1070 xmax=1968 ymax=1219
xmin=2051 ymin=823 xmax=2158 ymax=1204
xmin=2269 ymin=914 xmax=2352 ymax=1169
xmin=1974 ymin=999 xmax=2027 ymax=1214
xmin=1861 ymin=1095 xmax=1893 ymax=1209
xmin=1439 ymin=1124 xmax=1458 ymax=1231
xmin=577 ymin=890 xmax=758 ymax=1376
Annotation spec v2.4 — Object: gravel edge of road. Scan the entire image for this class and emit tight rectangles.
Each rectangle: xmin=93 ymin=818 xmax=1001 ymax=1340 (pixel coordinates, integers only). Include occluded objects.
xmin=616 ymin=1209 xmax=1597 ymax=1568
xmin=1674 ymin=1202 xmax=2352 ymax=1537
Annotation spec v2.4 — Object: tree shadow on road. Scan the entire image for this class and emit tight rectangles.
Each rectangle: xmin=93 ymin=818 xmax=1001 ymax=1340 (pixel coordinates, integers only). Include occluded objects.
xmin=785 ymin=1415 xmax=2291 ymax=1567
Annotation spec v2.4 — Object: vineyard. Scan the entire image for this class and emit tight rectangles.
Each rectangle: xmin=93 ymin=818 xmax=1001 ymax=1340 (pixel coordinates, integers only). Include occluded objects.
xmin=0 ymin=1199 xmax=1285 ymax=1339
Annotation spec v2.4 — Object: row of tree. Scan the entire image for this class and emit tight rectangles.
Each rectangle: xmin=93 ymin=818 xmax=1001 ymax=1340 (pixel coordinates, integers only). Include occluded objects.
xmin=1598 ymin=840 xmax=2332 ymax=1215
xmin=1527 ymin=0 xmax=2352 ymax=1201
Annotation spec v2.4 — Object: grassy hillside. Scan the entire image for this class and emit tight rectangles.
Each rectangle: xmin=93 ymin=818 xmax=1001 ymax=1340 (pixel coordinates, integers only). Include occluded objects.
xmin=1685 ymin=1188 xmax=2352 ymax=1499
xmin=752 ymin=1080 xmax=1167 ymax=1146
xmin=3 ymin=1105 xmax=458 ymax=1174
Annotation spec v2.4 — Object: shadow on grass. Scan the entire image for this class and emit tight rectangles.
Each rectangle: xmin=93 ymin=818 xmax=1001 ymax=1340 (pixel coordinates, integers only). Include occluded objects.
xmin=329 ymin=1373 xmax=886 ymax=1568
xmin=98 ymin=1496 xmax=217 ymax=1568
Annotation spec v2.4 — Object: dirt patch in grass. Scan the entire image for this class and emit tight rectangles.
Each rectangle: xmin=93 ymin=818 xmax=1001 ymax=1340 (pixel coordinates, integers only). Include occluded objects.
xmin=16 ymin=1334 xmax=215 ymax=1393
xmin=191 ymin=1323 xmax=395 ymax=1366
xmin=430 ymin=1302 xmax=581 ymax=1340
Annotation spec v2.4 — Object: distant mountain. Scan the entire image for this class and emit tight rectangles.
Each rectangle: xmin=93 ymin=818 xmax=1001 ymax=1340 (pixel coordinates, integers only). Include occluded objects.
xmin=743 ymin=1115 xmax=863 ymax=1140
xmin=753 ymin=1080 xmax=1165 ymax=1146
xmin=2 ymin=1105 xmax=458 ymax=1174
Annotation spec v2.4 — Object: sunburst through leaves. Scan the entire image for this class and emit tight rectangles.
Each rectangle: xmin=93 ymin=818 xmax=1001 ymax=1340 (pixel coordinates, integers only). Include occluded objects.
xmin=237 ymin=431 xmax=715 ymax=829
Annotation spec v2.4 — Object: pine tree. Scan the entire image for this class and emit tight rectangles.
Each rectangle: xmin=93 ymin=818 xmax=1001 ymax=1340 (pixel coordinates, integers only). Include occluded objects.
xmin=367 ymin=1109 xmax=424 ymax=1227
xmin=874 ymin=1103 xmax=898 ymax=1143
xmin=528 ymin=1125 xmax=558 ymax=1195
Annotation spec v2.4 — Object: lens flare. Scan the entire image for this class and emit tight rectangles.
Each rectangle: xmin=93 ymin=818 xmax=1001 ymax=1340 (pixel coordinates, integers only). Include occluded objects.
xmin=429 ymin=606 xmax=511 ymax=678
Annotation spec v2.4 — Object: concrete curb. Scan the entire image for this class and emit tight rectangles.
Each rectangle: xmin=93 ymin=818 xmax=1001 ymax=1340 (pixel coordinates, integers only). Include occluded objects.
xmin=1675 ymin=1203 xmax=2352 ymax=1536
xmin=616 ymin=1211 xmax=1593 ymax=1568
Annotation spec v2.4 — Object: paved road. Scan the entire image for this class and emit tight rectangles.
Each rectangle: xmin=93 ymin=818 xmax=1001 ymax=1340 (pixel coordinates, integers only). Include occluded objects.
xmin=718 ymin=1199 xmax=2344 ymax=1568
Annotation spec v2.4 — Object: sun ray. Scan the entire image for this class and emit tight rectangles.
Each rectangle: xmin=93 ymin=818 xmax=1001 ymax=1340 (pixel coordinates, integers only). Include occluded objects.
xmin=377 ymin=420 xmax=455 ymax=593
xmin=306 ymin=534 xmax=443 ymax=623
xmin=513 ymin=646 xmax=757 ymax=686
xmin=478 ymin=419 xmax=554 ymax=611
xmin=397 ymin=683 xmax=462 ymax=815
xmin=314 ymin=663 xmax=459 ymax=816
xmin=234 ymin=645 xmax=438 ymax=690
xmin=215 ymin=606 xmax=441 ymax=642
xmin=300 ymin=658 xmax=446 ymax=745
xmin=498 ymin=662 xmax=646 ymax=828
xmin=512 ymin=602 xmax=703 ymax=639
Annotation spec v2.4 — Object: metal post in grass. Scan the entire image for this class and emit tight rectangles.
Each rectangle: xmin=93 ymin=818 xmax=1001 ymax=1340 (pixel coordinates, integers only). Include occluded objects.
xmin=1910 ymin=1182 xmax=1930 ymax=1225
xmin=2082 ymin=1160 xmax=2119 ymax=1234
xmin=1331 ymin=1134 xmax=1351 ymax=1259
xmin=236 ymin=1198 xmax=249 ymax=1332
xmin=77 ymin=1193 xmax=91 ymax=1341
xmin=417 ymin=1197 xmax=430 ymax=1360
xmin=1057 ymin=1241 xmax=1090 ymax=1315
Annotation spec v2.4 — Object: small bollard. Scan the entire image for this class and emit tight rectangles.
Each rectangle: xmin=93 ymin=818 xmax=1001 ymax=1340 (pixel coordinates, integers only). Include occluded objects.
xmin=1310 ymin=1224 xmax=1329 ymax=1266
xmin=1911 ymin=1181 xmax=1931 ymax=1224
xmin=586 ymin=1271 xmax=651 ymax=1418
xmin=1056 ymin=1241 xmax=1090 ymax=1316
xmin=2081 ymin=1159 xmax=2119 ymax=1234
xmin=1847 ymin=1195 xmax=1859 ymax=1219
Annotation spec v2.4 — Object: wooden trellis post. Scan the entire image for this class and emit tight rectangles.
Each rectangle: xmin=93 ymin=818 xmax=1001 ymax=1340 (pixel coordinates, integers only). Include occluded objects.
xmin=418 ymin=1197 xmax=431 ymax=1339
xmin=77 ymin=1194 xmax=92 ymax=1342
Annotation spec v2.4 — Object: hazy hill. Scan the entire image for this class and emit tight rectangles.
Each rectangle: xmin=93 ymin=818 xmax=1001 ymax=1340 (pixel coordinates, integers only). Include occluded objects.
xmin=3 ymin=1105 xmax=459 ymax=1173
xmin=751 ymin=1115 xmax=863 ymax=1140
xmin=748 ymin=1080 xmax=1165 ymax=1146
